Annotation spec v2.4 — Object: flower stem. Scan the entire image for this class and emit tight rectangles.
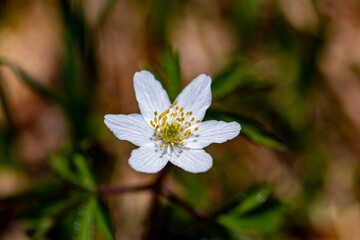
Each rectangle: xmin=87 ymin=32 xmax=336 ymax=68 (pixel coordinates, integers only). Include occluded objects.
xmin=97 ymin=183 xmax=153 ymax=195
xmin=160 ymin=186 xmax=209 ymax=222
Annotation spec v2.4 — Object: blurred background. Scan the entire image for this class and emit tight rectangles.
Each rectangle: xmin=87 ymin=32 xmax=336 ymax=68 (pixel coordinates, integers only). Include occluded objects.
xmin=1 ymin=0 xmax=360 ymax=239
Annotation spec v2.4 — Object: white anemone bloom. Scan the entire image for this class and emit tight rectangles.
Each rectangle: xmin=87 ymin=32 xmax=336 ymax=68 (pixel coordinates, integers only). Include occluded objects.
xmin=104 ymin=70 xmax=241 ymax=174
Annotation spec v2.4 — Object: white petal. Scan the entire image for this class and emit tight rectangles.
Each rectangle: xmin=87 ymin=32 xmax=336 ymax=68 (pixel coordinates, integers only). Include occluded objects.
xmin=174 ymin=74 xmax=212 ymax=121
xmin=184 ymin=120 xmax=241 ymax=149
xmin=170 ymin=147 xmax=213 ymax=173
xmin=134 ymin=70 xmax=171 ymax=124
xmin=104 ymin=114 xmax=154 ymax=146
xmin=129 ymin=145 xmax=170 ymax=173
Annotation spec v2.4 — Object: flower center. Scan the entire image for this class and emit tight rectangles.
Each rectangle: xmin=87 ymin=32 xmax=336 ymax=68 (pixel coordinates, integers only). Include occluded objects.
xmin=149 ymin=100 xmax=200 ymax=148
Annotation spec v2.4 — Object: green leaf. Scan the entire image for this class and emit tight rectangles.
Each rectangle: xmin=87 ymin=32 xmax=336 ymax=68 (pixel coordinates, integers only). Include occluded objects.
xmin=73 ymin=154 xmax=96 ymax=190
xmin=0 ymin=58 xmax=64 ymax=105
xmin=232 ymin=187 xmax=271 ymax=215
xmin=94 ymin=200 xmax=115 ymax=240
xmin=217 ymin=187 xmax=288 ymax=234
xmin=47 ymin=154 xmax=80 ymax=187
xmin=32 ymin=217 xmax=54 ymax=240
xmin=211 ymin=60 xmax=259 ymax=99
xmin=205 ymin=110 xmax=284 ymax=149
xmin=160 ymin=48 xmax=182 ymax=101
xmin=73 ymin=197 xmax=96 ymax=240
xmin=218 ymin=206 xmax=286 ymax=233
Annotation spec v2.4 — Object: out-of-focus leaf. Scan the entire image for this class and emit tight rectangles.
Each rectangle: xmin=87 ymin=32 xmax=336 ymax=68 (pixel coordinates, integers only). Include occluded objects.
xmin=205 ymin=109 xmax=285 ymax=149
xmin=73 ymin=197 xmax=96 ymax=240
xmin=32 ymin=217 xmax=54 ymax=240
xmin=73 ymin=154 xmax=96 ymax=190
xmin=94 ymin=200 xmax=115 ymax=240
xmin=218 ymin=205 xmax=286 ymax=233
xmin=211 ymin=60 xmax=259 ymax=99
xmin=160 ymin=48 xmax=181 ymax=101
xmin=21 ymin=192 xmax=87 ymax=239
xmin=0 ymin=58 xmax=64 ymax=105
xmin=47 ymin=154 xmax=80 ymax=187
xmin=217 ymin=187 xmax=288 ymax=233
xmin=172 ymin=168 xmax=208 ymax=208
xmin=232 ymin=187 xmax=271 ymax=215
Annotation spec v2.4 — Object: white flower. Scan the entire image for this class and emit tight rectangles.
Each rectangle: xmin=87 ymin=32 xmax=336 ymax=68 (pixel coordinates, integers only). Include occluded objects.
xmin=104 ymin=70 xmax=241 ymax=174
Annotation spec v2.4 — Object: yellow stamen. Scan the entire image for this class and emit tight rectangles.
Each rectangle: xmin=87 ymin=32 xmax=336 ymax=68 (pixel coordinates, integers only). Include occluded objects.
xmin=155 ymin=136 xmax=159 ymax=140
xmin=194 ymin=127 xmax=198 ymax=131
xmin=154 ymin=111 xmax=158 ymax=116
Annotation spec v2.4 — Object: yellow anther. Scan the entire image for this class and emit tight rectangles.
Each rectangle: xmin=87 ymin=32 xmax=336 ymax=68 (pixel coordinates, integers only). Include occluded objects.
xmin=176 ymin=106 xmax=179 ymax=111
xmin=169 ymin=105 xmax=173 ymax=108
xmin=160 ymin=144 xmax=163 ymax=148
xmin=181 ymin=112 xmax=184 ymax=117
xmin=150 ymin=120 xmax=155 ymax=127
xmin=180 ymin=127 xmax=184 ymax=132
xmin=155 ymin=136 xmax=159 ymax=140
xmin=194 ymin=127 xmax=198 ymax=131
xmin=174 ymin=112 xmax=178 ymax=117
xmin=188 ymin=123 xmax=192 ymax=126
xmin=165 ymin=144 xmax=168 ymax=147
xmin=166 ymin=109 xmax=170 ymax=113
xmin=186 ymin=112 xmax=190 ymax=116
xmin=180 ymin=141 xmax=184 ymax=144
xmin=196 ymin=120 xmax=200 ymax=124
xmin=154 ymin=111 xmax=158 ymax=116
xmin=174 ymin=100 xmax=178 ymax=106
xmin=162 ymin=121 xmax=165 ymax=126
xmin=185 ymin=122 xmax=188 ymax=125
xmin=189 ymin=111 xmax=193 ymax=115
xmin=180 ymin=107 xmax=183 ymax=112
xmin=154 ymin=118 xmax=157 ymax=123
xmin=191 ymin=117 xmax=195 ymax=122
